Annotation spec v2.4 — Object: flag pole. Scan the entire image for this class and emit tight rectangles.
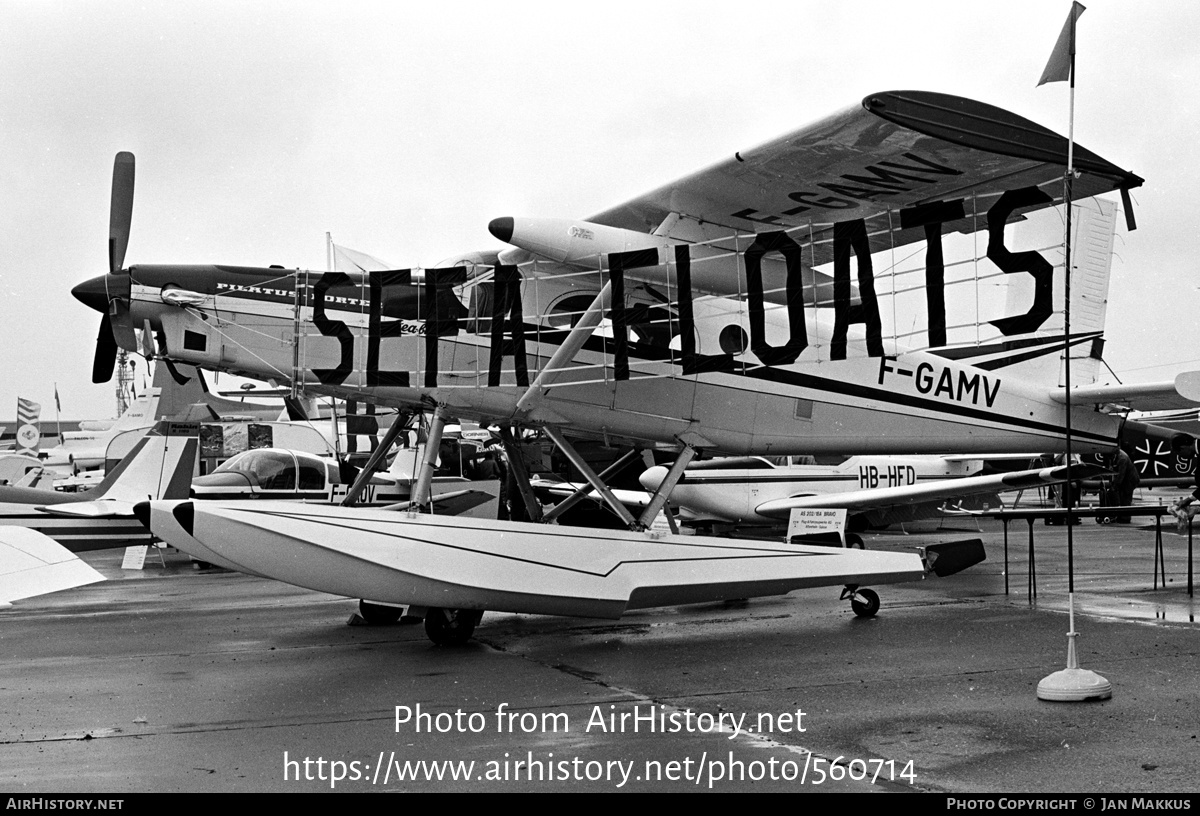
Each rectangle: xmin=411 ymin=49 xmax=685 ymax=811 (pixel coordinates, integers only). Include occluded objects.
xmin=1036 ymin=1 xmax=1112 ymax=703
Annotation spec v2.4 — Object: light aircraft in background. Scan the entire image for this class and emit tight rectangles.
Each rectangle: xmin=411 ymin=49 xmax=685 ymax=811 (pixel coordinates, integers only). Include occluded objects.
xmin=40 ymin=361 xmax=279 ymax=478
xmin=0 ymin=421 xmax=197 ymax=552
xmin=189 ymin=445 xmax=497 ymax=518
xmin=637 ymin=454 xmax=1101 ymax=536
xmin=73 ymin=90 xmax=1200 ymax=644
xmin=0 ymin=452 xmax=46 ymax=487
xmin=1082 ymin=411 xmax=1198 ymax=490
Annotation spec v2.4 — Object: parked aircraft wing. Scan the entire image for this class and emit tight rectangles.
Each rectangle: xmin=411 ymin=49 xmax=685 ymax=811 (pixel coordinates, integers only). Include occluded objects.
xmin=754 ymin=463 xmax=1106 ymax=520
xmin=139 ymin=501 xmax=925 ymax=619
xmin=0 ymin=527 xmax=104 ymax=606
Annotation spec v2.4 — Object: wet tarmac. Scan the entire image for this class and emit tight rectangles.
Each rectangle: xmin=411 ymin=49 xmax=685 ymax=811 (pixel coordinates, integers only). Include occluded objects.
xmin=1 ymin=515 xmax=1197 ymax=793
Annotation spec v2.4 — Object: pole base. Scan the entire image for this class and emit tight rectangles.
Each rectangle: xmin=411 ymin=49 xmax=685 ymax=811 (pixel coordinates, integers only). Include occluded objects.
xmin=1037 ymin=667 xmax=1113 ymax=702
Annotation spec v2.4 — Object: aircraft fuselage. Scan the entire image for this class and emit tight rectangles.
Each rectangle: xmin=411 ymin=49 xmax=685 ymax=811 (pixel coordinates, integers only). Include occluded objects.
xmin=71 ymin=261 xmax=1123 ymax=457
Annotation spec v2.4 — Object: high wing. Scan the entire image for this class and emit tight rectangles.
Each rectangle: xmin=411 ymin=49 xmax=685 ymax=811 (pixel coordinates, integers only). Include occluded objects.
xmin=754 ymin=462 xmax=1104 ymax=520
xmin=0 ymin=528 xmax=104 ymax=606
xmin=588 ymin=90 xmax=1142 ymax=266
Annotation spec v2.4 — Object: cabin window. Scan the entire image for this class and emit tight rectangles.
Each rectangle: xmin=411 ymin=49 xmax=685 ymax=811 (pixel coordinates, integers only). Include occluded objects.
xmin=297 ymin=456 xmax=327 ymax=490
xmin=252 ymin=452 xmax=296 ymax=490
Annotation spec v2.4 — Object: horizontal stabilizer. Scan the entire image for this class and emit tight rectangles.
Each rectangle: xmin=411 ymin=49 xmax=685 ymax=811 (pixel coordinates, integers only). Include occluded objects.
xmin=141 ymin=501 xmax=926 ymax=619
xmin=36 ymin=498 xmax=136 ymax=519
xmin=0 ymin=527 xmax=104 ymax=605
xmin=1051 ymin=372 xmax=1200 ymax=412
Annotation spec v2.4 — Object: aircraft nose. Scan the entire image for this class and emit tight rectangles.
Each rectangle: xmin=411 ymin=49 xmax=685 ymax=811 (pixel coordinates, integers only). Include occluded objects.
xmin=639 ymin=466 xmax=668 ymax=491
xmin=72 ymin=275 xmax=110 ymax=312
xmin=488 ymin=216 xmax=514 ymax=243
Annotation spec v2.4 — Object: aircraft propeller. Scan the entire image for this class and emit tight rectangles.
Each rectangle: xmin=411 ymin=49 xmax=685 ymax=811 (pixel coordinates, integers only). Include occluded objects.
xmin=73 ymin=152 xmax=138 ymax=383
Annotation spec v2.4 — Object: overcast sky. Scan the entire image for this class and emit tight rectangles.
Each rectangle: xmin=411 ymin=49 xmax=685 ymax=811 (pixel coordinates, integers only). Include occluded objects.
xmin=3 ymin=0 xmax=1196 ymax=421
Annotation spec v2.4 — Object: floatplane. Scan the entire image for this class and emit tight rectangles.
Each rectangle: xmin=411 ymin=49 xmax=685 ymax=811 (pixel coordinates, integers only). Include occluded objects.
xmin=72 ymin=91 xmax=1199 ymax=643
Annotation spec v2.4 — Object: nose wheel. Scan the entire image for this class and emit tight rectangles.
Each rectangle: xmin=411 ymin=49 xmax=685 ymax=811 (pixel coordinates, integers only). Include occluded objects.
xmin=840 ymin=586 xmax=880 ymax=618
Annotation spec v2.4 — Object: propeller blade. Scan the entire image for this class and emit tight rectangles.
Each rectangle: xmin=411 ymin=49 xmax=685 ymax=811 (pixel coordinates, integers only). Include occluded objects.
xmin=109 ymin=152 xmax=135 ymax=274
xmin=92 ymin=314 xmax=118 ymax=383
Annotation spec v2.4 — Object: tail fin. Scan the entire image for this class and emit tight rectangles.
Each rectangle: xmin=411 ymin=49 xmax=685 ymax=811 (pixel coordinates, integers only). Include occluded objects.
xmin=153 ymin=360 xmax=281 ymax=421
xmin=13 ymin=466 xmax=51 ymax=489
xmin=927 ymin=197 xmax=1118 ymax=386
xmin=1004 ymin=196 xmax=1116 ymax=386
xmin=88 ymin=421 xmax=199 ymax=504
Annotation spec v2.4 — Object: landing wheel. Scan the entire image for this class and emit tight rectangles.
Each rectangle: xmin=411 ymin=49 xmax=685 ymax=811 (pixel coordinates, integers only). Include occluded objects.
xmin=845 ymin=533 xmax=865 ymax=549
xmin=359 ymin=599 xmax=403 ymax=625
xmin=850 ymin=588 xmax=880 ymax=618
xmin=424 ymin=608 xmax=483 ymax=645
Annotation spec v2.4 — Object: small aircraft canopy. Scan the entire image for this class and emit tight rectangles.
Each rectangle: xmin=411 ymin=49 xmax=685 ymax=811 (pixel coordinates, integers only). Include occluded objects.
xmin=213 ymin=449 xmax=336 ymax=491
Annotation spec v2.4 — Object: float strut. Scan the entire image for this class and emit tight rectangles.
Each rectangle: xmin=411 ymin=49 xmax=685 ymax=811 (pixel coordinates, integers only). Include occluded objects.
xmin=499 ymin=426 xmax=544 ymax=523
xmin=410 ymin=407 xmax=447 ymax=509
xmin=542 ymin=426 xmax=636 ymax=527
xmin=341 ymin=411 xmax=411 ymax=506
xmin=636 ymin=445 xmax=696 ymax=531
xmin=543 ymin=448 xmax=644 ymax=523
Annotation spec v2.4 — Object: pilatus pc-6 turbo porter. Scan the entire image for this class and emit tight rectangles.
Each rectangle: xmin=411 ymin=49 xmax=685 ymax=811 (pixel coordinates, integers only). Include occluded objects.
xmin=74 ymin=91 xmax=1199 ymax=643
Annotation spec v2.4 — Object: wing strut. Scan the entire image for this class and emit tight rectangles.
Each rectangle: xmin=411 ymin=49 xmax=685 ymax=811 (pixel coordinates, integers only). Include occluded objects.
xmin=515 ymin=281 xmax=612 ymax=414
xmin=542 ymin=426 xmax=637 ymax=527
